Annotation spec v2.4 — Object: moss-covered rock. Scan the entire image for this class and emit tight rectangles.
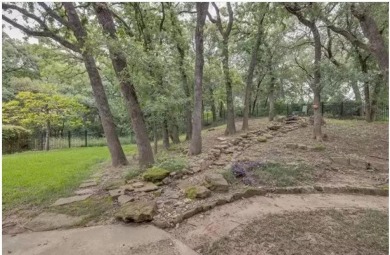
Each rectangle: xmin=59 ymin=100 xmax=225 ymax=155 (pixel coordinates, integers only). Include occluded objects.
xmin=115 ymin=200 xmax=157 ymax=223
xmin=257 ymin=136 xmax=267 ymax=142
xmin=185 ymin=186 xmax=211 ymax=199
xmin=142 ymin=167 xmax=170 ymax=183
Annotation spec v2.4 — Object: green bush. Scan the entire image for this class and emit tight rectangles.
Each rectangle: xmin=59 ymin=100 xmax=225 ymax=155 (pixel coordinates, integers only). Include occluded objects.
xmin=2 ymin=125 xmax=31 ymax=154
xmin=142 ymin=167 xmax=170 ymax=183
xmin=155 ymin=154 xmax=187 ymax=172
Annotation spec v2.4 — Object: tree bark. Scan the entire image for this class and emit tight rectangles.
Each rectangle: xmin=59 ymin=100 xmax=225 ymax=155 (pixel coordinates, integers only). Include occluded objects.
xmin=45 ymin=120 xmax=50 ymax=151
xmin=153 ymin=121 xmax=158 ymax=155
xmin=94 ymin=3 xmax=154 ymax=167
xmin=162 ymin=118 xmax=170 ymax=149
xmin=222 ymin=37 xmax=236 ymax=135
xmin=168 ymin=115 xmax=180 ymax=144
xmin=189 ymin=2 xmax=208 ymax=155
xmin=64 ymin=3 xmax=128 ymax=167
xmin=243 ymin=13 xmax=263 ymax=130
xmin=251 ymin=74 xmax=265 ymax=116
xmin=351 ymin=4 xmax=389 ymax=84
xmin=285 ymin=3 xmax=323 ymax=140
xmin=268 ymin=76 xmax=276 ymax=121
xmin=350 ymin=80 xmax=363 ymax=116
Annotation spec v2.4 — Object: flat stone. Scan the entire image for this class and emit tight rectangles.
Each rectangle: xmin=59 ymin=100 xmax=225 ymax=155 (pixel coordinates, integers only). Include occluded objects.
xmin=74 ymin=188 xmax=96 ymax=195
xmin=257 ymin=136 xmax=267 ymax=142
xmin=350 ymin=158 xmax=369 ymax=169
xmin=108 ymin=189 xmax=124 ymax=198
xmin=134 ymin=182 xmax=159 ymax=192
xmin=297 ymin=144 xmax=307 ymax=150
xmin=330 ymin=157 xmax=350 ymax=166
xmin=205 ymin=173 xmax=229 ymax=192
xmin=51 ymin=194 xmax=91 ymax=206
xmin=25 ymin=212 xmax=84 ymax=231
xmin=119 ymin=185 xmax=134 ymax=192
xmin=116 ymin=201 xmax=157 ymax=223
xmin=286 ymin=143 xmax=298 ymax=149
xmin=132 ymin=182 xmax=144 ymax=188
xmin=369 ymin=161 xmax=389 ymax=171
xmin=117 ymin=195 xmax=134 ymax=205
xmin=217 ymin=137 xmax=226 ymax=142
xmin=79 ymin=181 xmax=97 ymax=188
xmin=264 ymin=133 xmax=273 ymax=139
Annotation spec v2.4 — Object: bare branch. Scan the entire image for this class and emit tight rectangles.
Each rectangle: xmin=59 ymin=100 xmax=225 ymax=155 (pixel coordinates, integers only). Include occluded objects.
xmin=38 ymin=2 xmax=70 ymax=28
xmin=294 ymin=57 xmax=314 ymax=79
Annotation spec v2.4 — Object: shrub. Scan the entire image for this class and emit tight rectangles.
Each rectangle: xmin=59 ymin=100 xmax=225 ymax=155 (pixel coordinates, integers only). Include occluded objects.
xmin=155 ymin=154 xmax=187 ymax=172
xmin=2 ymin=125 xmax=31 ymax=154
xmin=142 ymin=167 xmax=170 ymax=183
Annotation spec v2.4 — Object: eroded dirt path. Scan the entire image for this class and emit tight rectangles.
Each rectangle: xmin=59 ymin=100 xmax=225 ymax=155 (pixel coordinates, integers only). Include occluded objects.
xmin=169 ymin=193 xmax=388 ymax=251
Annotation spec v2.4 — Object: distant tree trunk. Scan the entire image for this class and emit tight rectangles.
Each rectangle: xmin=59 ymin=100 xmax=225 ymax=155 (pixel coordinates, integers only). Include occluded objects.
xmin=313 ymin=90 xmax=322 ymax=139
xmin=222 ymin=37 xmax=236 ymax=135
xmin=243 ymin=12 xmax=264 ymax=130
xmin=45 ymin=120 xmax=50 ymax=151
xmin=219 ymin=101 xmax=223 ymax=119
xmin=162 ymin=118 xmax=170 ymax=149
xmin=189 ymin=2 xmax=208 ymax=155
xmin=64 ymin=3 xmax=128 ymax=167
xmin=177 ymin=45 xmax=192 ymax=141
xmin=94 ymin=3 xmax=154 ymax=167
xmin=350 ymin=80 xmax=363 ymax=116
xmin=211 ymin=101 xmax=217 ymax=122
xmin=356 ymin=49 xmax=374 ymax=122
xmin=153 ymin=122 xmax=158 ymax=155
xmin=168 ymin=116 xmax=180 ymax=144
xmin=251 ymin=74 xmax=265 ymax=116
xmin=268 ymin=76 xmax=276 ymax=121
xmin=351 ymin=4 xmax=389 ymax=84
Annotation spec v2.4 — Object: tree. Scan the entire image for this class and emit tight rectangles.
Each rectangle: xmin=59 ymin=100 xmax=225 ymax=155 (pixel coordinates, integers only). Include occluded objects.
xmin=94 ymin=2 xmax=154 ymax=168
xmin=2 ymin=3 xmax=129 ymax=166
xmin=207 ymin=2 xmax=236 ymax=135
xmin=189 ymin=2 xmax=208 ymax=155
xmin=3 ymin=91 xmax=87 ymax=150
xmin=242 ymin=6 xmax=266 ymax=130
xmin=285 ymin=3 xmax=324 ymax=140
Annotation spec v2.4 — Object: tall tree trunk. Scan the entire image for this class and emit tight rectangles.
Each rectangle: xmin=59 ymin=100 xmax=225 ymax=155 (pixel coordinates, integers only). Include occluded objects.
xmin=45 ymin=120 xmax=50 ymax=151
xmin=177 ymin=46 xmax=192 ymax=141
xmin=251 ymin=74 xmax=265 ymax=116
xmin=153 ymin=121 xmax=158 ymax=155
xmin=350 ymin=80 xmax=363 ymax=116
xmin=211 ymin=101 xmax=217 ymax=122
xmin=356 ymin=49 xmax=373 ymax=122
xmin=162 ymin=118 xmax=170 ymax=149
xmin=219 ymin=101 xmax=223 ymax=119
xmin=222 ymin=37 xmax=236 ymax=135
xmin=64 ymin=3 xmax=128 ymax=167
xmin=370 ymin=74 xmax=383 ymax=121
xmin=94 ymin=3 xmax=154 ymax=167
xmin=268 ymin=76 xmax=276 ymax=121
xmin=285 ymin=4 xmax=323 ymax=140
xmin=351 ymin=4 xmax=389 ymax=84
xmin=168 ymin=116 xmax=180 ymax=144
xmin=189 ymin=2 xmax=208 ymax=155
xmin=243 ymin=14 xmax=263 ymax=130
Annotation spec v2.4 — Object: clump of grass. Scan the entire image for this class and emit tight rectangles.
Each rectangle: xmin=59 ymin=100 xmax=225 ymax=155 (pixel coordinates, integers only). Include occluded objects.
xmin=253 ymin=163 xmax=313 ymax=187
xmin=313 ymin=144 xmax=326 ymax=151
xmin=155 ymin=152 xmax=188 ymax=172
xmin=125 ymin=168 xmax=143 ymax=181
xmin=185 ymin=187 xmax=197 ymax=199
xmin=48 ymin=196 xmax=113 ymax=226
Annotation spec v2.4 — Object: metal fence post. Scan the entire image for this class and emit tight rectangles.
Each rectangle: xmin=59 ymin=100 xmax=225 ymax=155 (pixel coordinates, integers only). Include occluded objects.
xmin=68 ymin=131 xmax=71 ymax=148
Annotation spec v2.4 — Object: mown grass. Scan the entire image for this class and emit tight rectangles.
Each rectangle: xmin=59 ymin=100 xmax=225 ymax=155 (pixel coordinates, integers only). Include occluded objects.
xmin=2 ymin=145 xmax=136 ymax=213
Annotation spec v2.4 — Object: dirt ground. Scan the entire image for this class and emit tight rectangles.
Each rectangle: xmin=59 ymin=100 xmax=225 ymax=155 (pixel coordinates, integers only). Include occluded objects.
xmin=203 ymin=208 xmax=388 ymax=255
xmin=2 ymin=118 xmax=389 ymax=254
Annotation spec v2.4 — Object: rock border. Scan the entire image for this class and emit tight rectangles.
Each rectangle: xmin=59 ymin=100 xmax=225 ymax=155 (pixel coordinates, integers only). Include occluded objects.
xmin=153 ymin=185 xmax=388 ymax=228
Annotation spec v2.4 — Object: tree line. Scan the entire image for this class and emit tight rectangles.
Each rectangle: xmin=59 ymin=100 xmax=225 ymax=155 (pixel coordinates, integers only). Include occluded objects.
xmin=2 ymin=2 xmax=388 ymax=167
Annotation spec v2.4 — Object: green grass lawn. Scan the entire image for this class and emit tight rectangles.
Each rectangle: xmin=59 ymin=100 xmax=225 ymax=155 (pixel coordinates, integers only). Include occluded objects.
xmin=2 ymin=145 xmax=136 ymax=213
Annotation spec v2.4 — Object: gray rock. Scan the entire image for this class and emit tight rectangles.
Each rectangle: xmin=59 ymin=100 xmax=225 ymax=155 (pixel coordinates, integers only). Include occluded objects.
xmin=74 ymin=188 xmax=96 ymax=195
xmin=350 ymin=158 xmax=369 ymax=169
xmin=132 ymin=182 xmax=144 ymax=188
xmin=79 ymin=181 xmax=97 ymax=188
xmin=134 ymin=182 xmax=159 ymax=192
xmin=25 ymin=212 xmax=84 ymax=231
xmin=195 ymin=186 xmax=211 ymax=199
xmin=116 ymin=201 xmax=157 ymax=223
xmin=286 ymin=143 xmax=298 ymax=149
xmin=205 ymin=173 xmax=229 ymax=192
xmin=297 ymin=144 xmax=308 ymax=150
xmin=118 ymin=195 xmax=134 ymax=205
xmin=330 ymin=157 xmax=350 ymax=166
xmin=108 ymin=189 xmax=124 ymax=199
xmin=51 ymin=194 xmax=92 ymax=206
xmin=257 ymin=136 xmax=267 ymax=142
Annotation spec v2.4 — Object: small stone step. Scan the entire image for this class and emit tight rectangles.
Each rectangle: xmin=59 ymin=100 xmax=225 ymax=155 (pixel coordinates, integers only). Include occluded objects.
xmin=79 ymin=181 xmax=97 ymax=188
xmin=25 ymin=212 xmax=84 ymax=231
xmin=51 ymin=194 xmax=92 ymax=206
xmin=74 ymin=188 xmax=96 ymax=195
